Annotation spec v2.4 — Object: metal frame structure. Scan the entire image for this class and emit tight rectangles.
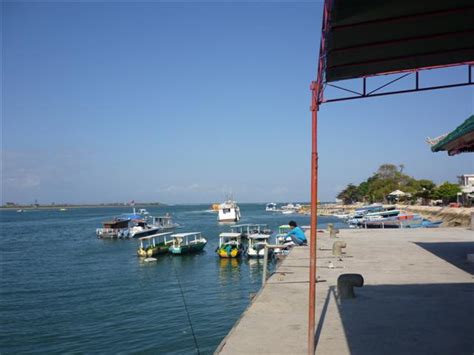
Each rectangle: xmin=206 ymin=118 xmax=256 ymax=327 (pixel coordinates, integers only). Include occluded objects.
xmin=308 ymin=1 xmax=474 ymax=354
xmin=322 ymin=64 xmax=473 ymax=103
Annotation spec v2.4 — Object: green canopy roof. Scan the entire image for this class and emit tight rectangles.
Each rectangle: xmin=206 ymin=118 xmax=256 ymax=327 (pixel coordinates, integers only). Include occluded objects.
xmin=431 ymin=115 xmax=474 ymax=156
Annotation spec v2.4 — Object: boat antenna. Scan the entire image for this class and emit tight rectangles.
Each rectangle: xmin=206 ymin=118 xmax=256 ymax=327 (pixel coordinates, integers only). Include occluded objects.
xmin=171 ymin=259 xmax=201 ymax=355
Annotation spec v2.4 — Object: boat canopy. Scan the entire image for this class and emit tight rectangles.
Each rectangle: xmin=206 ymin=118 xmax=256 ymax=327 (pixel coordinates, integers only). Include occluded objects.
xmin=219 ymin=232 xmax=242 ymax=238
xmin=117 ymin=213 xmax=143 ymax=220
xmin=138 ymin=232 xmax=172 ymax=241
xmin=248 ymin=234 xmax=270 ymax=239
xmin=172 ymin=232 xmax=201 ymax=238
xmin=103 ymin=220 xmax=129 ymax=229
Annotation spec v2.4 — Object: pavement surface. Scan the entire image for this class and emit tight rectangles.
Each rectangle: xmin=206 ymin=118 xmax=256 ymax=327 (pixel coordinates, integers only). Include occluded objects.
xmin=215 ymin=228 xmax=474 ymax=355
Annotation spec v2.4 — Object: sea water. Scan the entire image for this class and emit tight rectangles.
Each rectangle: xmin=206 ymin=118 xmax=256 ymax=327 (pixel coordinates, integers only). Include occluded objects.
xmin=0 ymin=204 xmax=346 ymax=354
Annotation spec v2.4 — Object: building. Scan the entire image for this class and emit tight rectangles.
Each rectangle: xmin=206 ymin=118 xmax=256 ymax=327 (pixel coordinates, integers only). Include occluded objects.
xmin=457 ymin=174 xmax=474 ymax=207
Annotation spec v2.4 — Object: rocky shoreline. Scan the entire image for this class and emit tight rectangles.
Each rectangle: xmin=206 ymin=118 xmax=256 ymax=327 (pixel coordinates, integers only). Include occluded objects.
xmin=396 ymin=204 xmax=473 ymax=227
xmin=301 ymin=203 xmax=473 ymax=228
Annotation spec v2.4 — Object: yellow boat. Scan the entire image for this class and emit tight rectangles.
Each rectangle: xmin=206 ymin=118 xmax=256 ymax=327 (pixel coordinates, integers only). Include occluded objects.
xmin=216 ymin=232 xmax=243 ymax=258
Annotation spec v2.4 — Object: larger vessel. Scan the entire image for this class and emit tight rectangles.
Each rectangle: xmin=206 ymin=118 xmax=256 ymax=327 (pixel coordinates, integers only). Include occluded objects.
xmin=218 ymin=200 xmax=241 ymax=222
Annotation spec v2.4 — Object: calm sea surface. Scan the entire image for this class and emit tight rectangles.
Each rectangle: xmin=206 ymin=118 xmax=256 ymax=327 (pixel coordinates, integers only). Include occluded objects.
xmin=0 ymin=204 xmax=346 ymax=354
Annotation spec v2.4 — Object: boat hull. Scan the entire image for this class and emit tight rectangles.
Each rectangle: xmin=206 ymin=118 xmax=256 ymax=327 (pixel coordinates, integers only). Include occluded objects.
xmin=247 ymin=247 xmax=271 ymax=258
xmin=170 ymin=242 xmax=207 ymax=255
xmin=217 ymin=248 xmax=241 ymax=258
xmin=131 ymin=227 xmax=161 ymax=238
xmin=137 ymin=244 xmax=169 ymax=257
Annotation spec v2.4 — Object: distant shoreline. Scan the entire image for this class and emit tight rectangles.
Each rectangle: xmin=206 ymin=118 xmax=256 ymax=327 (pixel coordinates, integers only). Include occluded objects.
xmin=0 ymin=203 xmax=164 ymax=211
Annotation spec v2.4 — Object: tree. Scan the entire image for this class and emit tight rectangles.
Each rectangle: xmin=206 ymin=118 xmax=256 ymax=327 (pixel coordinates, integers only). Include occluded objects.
xmin=376 ymin=164 xmax=400 ymax=180
xmin=337 ymin=184 xmax=360 ymax=204
xmin=432 ymin=182 xmax=461 ymax=204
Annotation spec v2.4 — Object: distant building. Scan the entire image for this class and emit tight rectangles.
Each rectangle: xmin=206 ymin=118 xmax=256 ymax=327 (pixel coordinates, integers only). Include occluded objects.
xmin=457 ymin=174 xmax=474 ymax=206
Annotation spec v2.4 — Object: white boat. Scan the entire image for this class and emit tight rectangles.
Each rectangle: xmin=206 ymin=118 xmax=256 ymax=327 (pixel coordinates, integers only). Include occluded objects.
xmin=96 ymin=212 xmax=159 ymax=239
xmin=265 ymin=203 xmax=277 ymax=212
xmin=138 ymin=208 xmax=149 ymax=215
xmin=218 ymin=200 xmax=241 ymax=222
xmin=281 ymin=203 xmax=301 ymax=214
xmin=273 ymin=225 xmax=293 ymax=257
xmin=230 ymin=224 xmax=271 ymax=239
xmin=247 ymin=233 xmax=271 ymax=258
xmin=149 ymin=214 xmax=179 ymax=231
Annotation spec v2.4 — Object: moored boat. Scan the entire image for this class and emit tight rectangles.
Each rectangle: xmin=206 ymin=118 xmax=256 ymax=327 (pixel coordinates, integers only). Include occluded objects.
xmin=247 ymin=233 xmax=271 ymax=258
xmin=137 ymin=232 xmax=173 ymax=257
xmin=169 ymin=232 xmax=207 ymax=255
xmin=280 ymin=203 xmax=302 ymax=214
xmin=274 ymin=225 xmax=292 ymax=257
xmin=230 ymin=224 xmax=271 ymax=239
xmin=216 ymin=232 xmax=243 ymax=258
xmin=265 ymin=203 xmax=278 ymax=212
xmin=96 ymin=219 xmax=133 ymax=238
xmin=149 ymin=214 xmax=179 ymax=231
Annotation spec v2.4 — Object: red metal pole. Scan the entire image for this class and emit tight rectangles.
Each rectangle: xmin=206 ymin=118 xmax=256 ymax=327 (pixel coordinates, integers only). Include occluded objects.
xmin=308 ymin=81 xmax=319 ymax=355
xmin=308 ymin=0 xmax=327 ymax=351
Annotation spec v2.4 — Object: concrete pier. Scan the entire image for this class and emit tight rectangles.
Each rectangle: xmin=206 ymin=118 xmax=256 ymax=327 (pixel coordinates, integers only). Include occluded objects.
xmin=215 ymin=228 xmax=474 ymax=354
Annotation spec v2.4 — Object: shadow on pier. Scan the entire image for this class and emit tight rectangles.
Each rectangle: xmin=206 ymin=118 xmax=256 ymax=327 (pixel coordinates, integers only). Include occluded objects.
xmin=414 ymin=241 xmax=474 ymax=275
xmin=315 ymin=283 xmax=474 ymax=355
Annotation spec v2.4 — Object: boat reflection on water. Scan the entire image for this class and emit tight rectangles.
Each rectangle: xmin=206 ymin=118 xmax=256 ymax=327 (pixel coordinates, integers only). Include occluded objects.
xmin=220 ymin=257 xmax=240 ymax=268
xmin=247 ymin=257 xmax=278 ymax=284
xmin=247 ymin=258 xmax=264 ymax=283
xmin=218 ymin=258 xmax=242 ymax=284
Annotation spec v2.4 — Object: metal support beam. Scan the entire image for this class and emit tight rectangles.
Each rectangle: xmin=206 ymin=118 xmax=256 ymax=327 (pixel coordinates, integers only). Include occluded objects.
xmin=323 ymin=81 xmax=473 ymax=103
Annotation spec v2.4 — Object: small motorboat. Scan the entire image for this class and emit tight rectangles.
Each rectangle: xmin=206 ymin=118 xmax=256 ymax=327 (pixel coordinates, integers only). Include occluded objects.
xmin=137 ymin=232 xmax=173 ymax=258
xmin=247 ymin=233 xmax=271 ymax=258
xmin=169 ymin=232 xmax=207 ymax=255
xmin=265 ymin=203 xmax=278 ymax=212
xmin=216 ymin=232 xmax=243 ymax=258
xmin=148 ymin=215 xmax=179 ymax=231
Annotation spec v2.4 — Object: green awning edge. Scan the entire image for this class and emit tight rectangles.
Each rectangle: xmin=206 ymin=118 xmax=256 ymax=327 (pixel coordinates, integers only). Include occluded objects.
xmin=431 ymin=115 xmax=474 ymax=153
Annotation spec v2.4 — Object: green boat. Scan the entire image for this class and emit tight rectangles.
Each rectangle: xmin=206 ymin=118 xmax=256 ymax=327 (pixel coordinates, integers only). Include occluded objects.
xmin=169 ymin=232 xmax=207 ymax=255
xmin=137 ymin=232 xmax=173 ymax=258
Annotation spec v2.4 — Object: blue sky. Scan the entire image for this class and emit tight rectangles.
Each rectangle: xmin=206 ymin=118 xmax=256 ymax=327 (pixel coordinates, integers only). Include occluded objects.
xmin=2 ymin=1 xmax=473 ymax=205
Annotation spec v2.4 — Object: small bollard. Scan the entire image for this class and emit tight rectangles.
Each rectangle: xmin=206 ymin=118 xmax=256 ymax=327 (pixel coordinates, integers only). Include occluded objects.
xmin=332 ymin=241 xmax=347 ymax=256
xmin=327 ymin=223 xmax=340 ymax=238
xmin=337 ymin=273 xmax=364 ymax=299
